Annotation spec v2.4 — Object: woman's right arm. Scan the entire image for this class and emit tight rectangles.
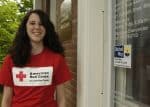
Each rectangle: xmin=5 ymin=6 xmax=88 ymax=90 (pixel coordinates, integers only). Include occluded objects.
xmin=1 ymin=86 xmax=13 ymax=107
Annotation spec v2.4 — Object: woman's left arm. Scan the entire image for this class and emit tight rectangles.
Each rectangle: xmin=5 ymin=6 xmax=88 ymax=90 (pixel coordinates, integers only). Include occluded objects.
xmin=56 ymin=84 xmax=66 ymax=107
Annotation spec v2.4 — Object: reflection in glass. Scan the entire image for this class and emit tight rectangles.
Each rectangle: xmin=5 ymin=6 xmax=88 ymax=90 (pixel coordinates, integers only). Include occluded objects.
xmin=113 ymin=0 xmax=150 ymax=107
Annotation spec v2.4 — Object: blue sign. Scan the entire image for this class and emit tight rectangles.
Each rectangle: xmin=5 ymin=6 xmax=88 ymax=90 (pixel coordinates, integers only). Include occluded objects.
xmin=114 ymin=45 xmax=124 ymax=58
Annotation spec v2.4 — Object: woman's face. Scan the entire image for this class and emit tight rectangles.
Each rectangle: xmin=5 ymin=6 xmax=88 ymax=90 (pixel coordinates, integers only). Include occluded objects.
xmin=26 ymin=13 xmax=46 ymax=44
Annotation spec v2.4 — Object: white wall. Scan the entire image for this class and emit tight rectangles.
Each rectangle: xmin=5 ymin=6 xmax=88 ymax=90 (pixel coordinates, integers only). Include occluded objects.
xmin=77 ymin=0 xmax=107 ymax=107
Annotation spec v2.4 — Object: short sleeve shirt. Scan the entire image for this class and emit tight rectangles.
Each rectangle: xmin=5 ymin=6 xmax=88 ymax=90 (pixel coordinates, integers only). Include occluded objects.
xmin=0 ymin=48 xmax=72 ymax=107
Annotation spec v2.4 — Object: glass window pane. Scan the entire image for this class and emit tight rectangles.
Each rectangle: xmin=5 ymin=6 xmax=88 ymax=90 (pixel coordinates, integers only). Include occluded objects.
xmin=113 ymin=0 xmax=150 ymax=107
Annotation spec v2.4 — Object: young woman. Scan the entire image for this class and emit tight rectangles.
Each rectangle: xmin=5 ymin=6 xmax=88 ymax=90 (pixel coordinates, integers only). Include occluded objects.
xmin=0 ymin=9 xmax=72 ymax=107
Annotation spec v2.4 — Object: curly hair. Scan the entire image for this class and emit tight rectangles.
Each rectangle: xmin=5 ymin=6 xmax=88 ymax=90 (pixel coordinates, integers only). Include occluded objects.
xmin=9 ymin=9 xmax=64 ymax=67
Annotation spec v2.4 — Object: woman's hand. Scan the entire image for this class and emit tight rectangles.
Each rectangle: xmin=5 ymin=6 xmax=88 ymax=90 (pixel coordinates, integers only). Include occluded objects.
xmin=56 ymin=84 xmax=66 ymax=107
xmin=1 ymin=86 xmax=13 ymax=107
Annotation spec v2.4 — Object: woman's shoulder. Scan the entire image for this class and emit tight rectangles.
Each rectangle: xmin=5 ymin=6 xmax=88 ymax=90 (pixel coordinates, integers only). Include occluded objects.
xmin=1 ymin=54 xmax=13 ymax=65
xmin=3 ymin=54 xmax=12 ymax=61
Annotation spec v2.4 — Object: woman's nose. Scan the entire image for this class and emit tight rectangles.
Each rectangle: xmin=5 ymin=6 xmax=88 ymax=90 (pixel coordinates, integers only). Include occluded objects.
xmin=34 ymin=24 xmax=40 ymax=29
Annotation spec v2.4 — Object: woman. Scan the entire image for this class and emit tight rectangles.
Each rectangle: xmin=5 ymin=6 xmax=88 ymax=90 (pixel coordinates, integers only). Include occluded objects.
xmin=0 ymin=9 xmax=72 ymax=107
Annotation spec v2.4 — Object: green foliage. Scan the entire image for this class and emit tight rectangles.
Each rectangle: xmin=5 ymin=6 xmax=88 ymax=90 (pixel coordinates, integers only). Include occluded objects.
xmin=0 ymin=0 xmax=33 ymax=64
xmin=17 ymin=0 xmax=33 ymax=13
xmin=0 ymin=0 xmax=19 ymax=62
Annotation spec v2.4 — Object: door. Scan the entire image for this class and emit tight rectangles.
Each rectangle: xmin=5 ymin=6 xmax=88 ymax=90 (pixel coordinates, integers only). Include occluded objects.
xmin=112 ymin=0 xmax=150 ymax=107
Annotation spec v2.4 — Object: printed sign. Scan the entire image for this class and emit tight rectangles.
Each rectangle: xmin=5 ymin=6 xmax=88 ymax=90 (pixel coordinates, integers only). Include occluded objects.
xmin=12 ymin=66 xmax=53 ymax=86
xmin=114 ymin=45 xmax=131 ymax=68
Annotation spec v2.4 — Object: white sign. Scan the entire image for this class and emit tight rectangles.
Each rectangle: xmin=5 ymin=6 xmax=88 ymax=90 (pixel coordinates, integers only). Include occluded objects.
xmin=114 ymin=45 xmax=132 ymax=68
xmin=12 ymin=66 xmax=53 ymax=86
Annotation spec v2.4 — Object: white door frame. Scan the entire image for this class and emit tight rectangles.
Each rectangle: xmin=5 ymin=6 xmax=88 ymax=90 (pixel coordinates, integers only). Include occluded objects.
xmin=77 ymin=0 xmax=113 ymax=107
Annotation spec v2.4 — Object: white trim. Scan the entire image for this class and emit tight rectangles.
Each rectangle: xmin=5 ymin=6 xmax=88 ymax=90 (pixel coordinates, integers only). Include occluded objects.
xmin=103 ymin=0 xmax=113 ymax=107
xmin=77 ymin=0 xmax=89 ymax=106
xmin=77 ymin=0 xmax=105 ymax=107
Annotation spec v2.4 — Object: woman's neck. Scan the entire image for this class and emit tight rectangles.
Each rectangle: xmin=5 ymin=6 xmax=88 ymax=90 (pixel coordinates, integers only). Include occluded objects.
xmin=31 ymin=42 xmax=44 ymax=55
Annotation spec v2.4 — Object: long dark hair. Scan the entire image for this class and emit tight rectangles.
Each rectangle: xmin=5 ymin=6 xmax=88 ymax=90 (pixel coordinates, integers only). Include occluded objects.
xmin=9 ymin=9 xmax=64 ymax=67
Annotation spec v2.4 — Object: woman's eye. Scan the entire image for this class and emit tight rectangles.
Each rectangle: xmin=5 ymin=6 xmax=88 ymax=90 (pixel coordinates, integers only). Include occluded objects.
xmin=28 ymin=21 xmax=43 ymax=26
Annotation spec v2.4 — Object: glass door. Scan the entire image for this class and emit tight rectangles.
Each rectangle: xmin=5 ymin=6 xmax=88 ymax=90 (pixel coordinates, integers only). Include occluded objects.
xmin=112 ymin=0 xmax=150 ymax=107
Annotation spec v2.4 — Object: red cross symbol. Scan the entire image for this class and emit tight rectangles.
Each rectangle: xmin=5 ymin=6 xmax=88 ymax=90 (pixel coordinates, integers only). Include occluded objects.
xmin=16 ymin=71 xmax=26 ymax=81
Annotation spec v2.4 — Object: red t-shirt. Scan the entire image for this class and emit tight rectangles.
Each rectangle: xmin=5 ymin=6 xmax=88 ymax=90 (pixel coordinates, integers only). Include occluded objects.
xmin=0 ymin=48 xmax=72 ymax=107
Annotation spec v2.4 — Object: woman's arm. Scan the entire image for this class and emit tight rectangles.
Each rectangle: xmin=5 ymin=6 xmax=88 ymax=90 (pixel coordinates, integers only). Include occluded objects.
xmin=1 ymin=86 xmax=13 ymax=107
xmin=56 ymin=84 xmax=66 ymax=107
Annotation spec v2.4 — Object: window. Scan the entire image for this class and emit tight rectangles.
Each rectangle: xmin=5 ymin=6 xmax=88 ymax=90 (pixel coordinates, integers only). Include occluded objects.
xmin=113 ymin=0 xmax=150 ymax=107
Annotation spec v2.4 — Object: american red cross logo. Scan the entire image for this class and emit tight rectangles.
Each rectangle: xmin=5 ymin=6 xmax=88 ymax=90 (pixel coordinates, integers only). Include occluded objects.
xmin=16 ymin=71 xmax=26 ymax=81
